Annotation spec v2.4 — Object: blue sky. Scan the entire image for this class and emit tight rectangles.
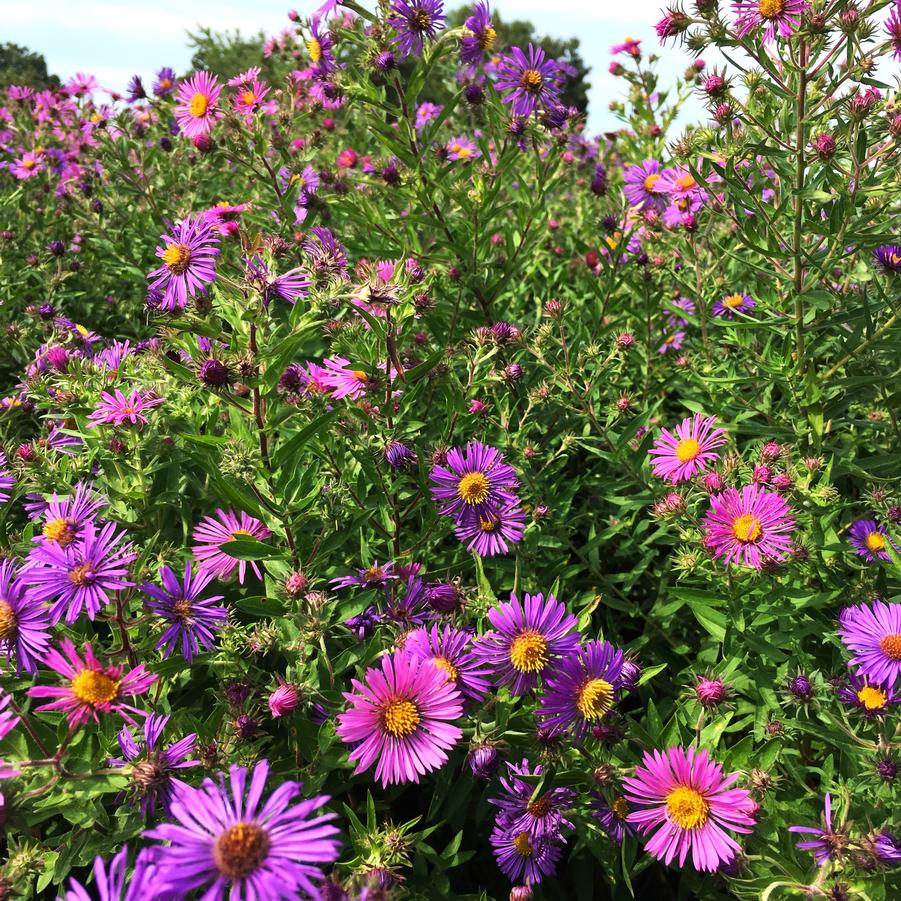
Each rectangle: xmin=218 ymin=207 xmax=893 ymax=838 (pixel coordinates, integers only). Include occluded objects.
xmin=3 ymin=0 xmax=700 ymax=133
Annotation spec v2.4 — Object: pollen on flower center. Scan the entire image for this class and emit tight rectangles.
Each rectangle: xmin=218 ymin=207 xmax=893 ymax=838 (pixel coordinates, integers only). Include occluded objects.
xmin=512 ymin=831 xmax=533 ymax=857
xmin=612 ymin=796 xmax=629 ymax=820
xmin=68 ymin=563 xmax=94 ymax=587
xmin=723 ymin=293 xmax=744 ymax=308
xmin=241 ymin=90 xmax=256 ymax=105
xmin=381 ymin=698 xmax=420 ymax=737
xmin=676 ymin=174 xmax=696 ymax=191
xmin=643 ymin=173 xmax=660 ymax=191
xmin=479 ymin=27 xmax=497 ymax=50
xmin=188 ymin=91 xmax=209 ymax=118
xmin=758 ymin=0 xmax=785 ymax=18
xmin=879 ymin=633 xmax=901 ymax=661
xmin=527 ymin=795 xmax=552 ymax=818
xmin=352 ymin=370 xmax=368 ymax=381
xmin=519 ymin=69 xmax=544 ymax=93
xmin=509 ymin=629 xmax=549 ymax=672
xmin=172 ymin=599 xmax=193 ymax=622
xmin=865 ymin=531 xmax=885 ymax=552
xmin=213 ymin=822 xmax=271 ymax=880
xmin=162 ymin=243 xmax=193 ymax=275
xmin=576 ymin=677 xmax=614 ymax=720
xmin=457 ymin=472 xmax=491 ymax=505
xmin=675 ymin=438 xmax=701 ymax=463
xmin=857 ymin=685 xmax=887 ymax=710
xmin=363 ymin=565 xmax=385 ymax=582
xmin=230 ymin=529 xmax=253 ymax=541
xmin=71 ymin=669 xmax=120 ymax=706
xmin=410 ymin=9 xmax=433 ymax=31
xmin=43 ymin=517 xmax=76 ymax=547
xmin=665 ymin=785 xmax=710 ymax=830
xmin=307 ymin=38 xmax=323 ymax=62
xmin=23 ymin=158 xmax=36 ymax=170
xmin=0 ymin=601 xmax=17 ymax=640
xmin=732 ymin=513 xmax=762 ymax=543
xmin=479 ymin=516 xmax=498 ymax=533
xmin=433 ymin=656 xmax=459 ymax=682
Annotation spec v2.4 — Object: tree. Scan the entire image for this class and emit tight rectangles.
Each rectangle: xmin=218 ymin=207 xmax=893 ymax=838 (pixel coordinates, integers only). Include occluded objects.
xmin=187 ymin=27 xmax=287 ymax=84
xmin=0 ymin=43 xmax=59 ymax=91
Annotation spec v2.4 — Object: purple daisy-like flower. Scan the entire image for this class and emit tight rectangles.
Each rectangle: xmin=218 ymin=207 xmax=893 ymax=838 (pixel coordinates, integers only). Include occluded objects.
xmin=147 ymin=215 xmax=220 ymax=312
xmin=838 ymin=600 xmax=901 ymax=688
xmin=712 ymin=292 xmax=756 ymax=318
xmin=402 ymin=624 xmax=492 ymax=702
xmin=320 ymin=356 xmax=373 ymax=400
xmin=336 ymin=650 xmax=463 ymax=787
xmin=624 ymin=746 xmax=756 ymax=872
xmin=495 ymin=44 xmax=561 ymax=118
xmin=430 ymin=440 xmax=519 ymax=522
xmin=192 ymin=508 xmax=272 ymax=584
xmin=874 ymin=244 xmax=901 ymax=274
xmin=446 ymin=136 xmax=481 ymax=161
xmin=245 ymin=256 xmax=311 ymax=306
xmin=591 ymin=794 xmax=637 ymax=844
xmin=837 ymin=670 xmax=896 ymax=717
xmin=331 ymin=560 xmax=397 ymax=591
xmin=385 ymin=576 xmax=435 ymax=627
xmin=141 ymin=562 xmax=228 ymax=662
xmin=36 ymin=481 xmax=106 ymax=549
xmin=0 ymin=559 xmax=52 ymax=674
xmin=145 ymin=760 xmax=340 ymax=899
xmin=537 ymin=640 xmax=626 ymax=741
xmin=88 ymin=388 xmax=164 ymax=428
xmin=659 ymin=331 xmax=685 ymax=354
xmin=702 ymin=484 xmax=795 ymax=569
xmin=847 ymin=518 xmax=894 ymax=563
xmin=24 ymin=521 xmax=136 ymax=625
xmin=623 ymin=159 xmax=667 ymax=211
xmin=460 ymin=1 xmax=496 ymax=64
xmin=473 ymin=592 xmax=579 ymax=696
xmin=873 ymin=830 xmax=901 ymax=865
xmin=303 ymin=227 xmax=348 ymax=279
xmin=491 ymin=758 xmax=576 ymax=838
xmin=59 ymin=845 xmax=163 ymax=901
xmin=454 ymin=504 xmax=527 ymax=557
xmin=789 ymin=793 xmax=846 ymax=866
xmin=174 ymin=70 xmax=222 ymax=137
xmin=154 ymin=67 xmax=176 ymax=97
xmin=732 ymin=0 xmax=810 ymax=44
xmin=388 ymin=0 xmax=445 ymax=60
xmin=109 ymin=713 xmax=199 ymax=817
xmin=490 ymin=823 xmax=562 ymax=885
xmin=648 ymin=414 xmax=727 ymax=484
xmin=887 ymin=3 xmax=901 ymax=61
xmin=0 ymin=453 xmax=13 ymax=503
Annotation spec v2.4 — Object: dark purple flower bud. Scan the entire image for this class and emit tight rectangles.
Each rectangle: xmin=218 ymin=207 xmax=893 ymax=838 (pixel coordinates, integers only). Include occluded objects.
xmin=234 ymin=714 xmax=258 ymax=740
xmin=198 ymin=358 xmax=230 ymax=388
xmin=877 ymin=756 xmax=897 ymax=782
xmin=425 ymin=581 xmax=461 ymax=613
xmin=39 ymin=303 xmax=55 ymax=319
xmin=159 ymin=136 xmax=173 ymax=152
xmin=592 ymin=712 xmax=626 ymax=746
xmin=620 ymin=658 xmax=641 ymax=692
xmin=47 ymin=240 xmax=65 ymax=257
xmin=788 ymin=674 xmax=814 ymax=702
xmin=656 ymin=10 xmax=691 ymax=43
xmin=464 ymin=83 xmax=485 ymax=105
xmin=384 ymin=439 xmax=417 ymax=470
xmin=467 ymin=743 xmax=499 ymax=779
xmin=503 ymin=363 xmax=523 ymax=382
xmin=373 ymin=50 xmax=396 ymax=72
xmin=405 ymin=257 xmax=425 ymax=282
xmin=224 ymin=681 xmax=251 ymax=706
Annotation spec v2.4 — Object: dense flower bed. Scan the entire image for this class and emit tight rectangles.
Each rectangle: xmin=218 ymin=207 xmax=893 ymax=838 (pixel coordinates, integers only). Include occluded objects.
xmin=0 ymin=1 xmax=900 ymax=898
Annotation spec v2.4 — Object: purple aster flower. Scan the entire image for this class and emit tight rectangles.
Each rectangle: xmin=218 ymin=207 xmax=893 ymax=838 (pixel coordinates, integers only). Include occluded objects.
xmin=141 ymin=562 xmax=228 ymax=662
xmin=109 ymin=713 xmax=199 ymax=816
xmin=490 ymin=758 xmax=575 ymax=838
xmin=24 ymin=521 xmax=136 ymax=625
xmin=874 ymin=244 xmax=901 ymax=275
xmin=403 ymin=624 xmax=491 ymax=702
xmin=591 ymin=794 xmax=636 ymax=844
xmin=712 ymin=292 xmax=756 ymax=318
xmin=789 ymin=793 xmax=847 ymax=865
xmin=0 ymin=559 xmax=52 ymax=674
xmin=648 ymin=414 xmax=727 ymax=484
xmin=320 ymin=356 xmax=373 ymax=400
xmin=36 ymin=481 xmax=106 ymax=549
xmin=468 ymin=742 xmax=499 ymax=778
xmin=414 ymin=102 xmax=442 ymax=130
xmin=873 ymin=830 xmax=901 ymax=865
xmin=495 ymin=44 xmax=561 ymax=117
xmin=847 ymin=519 xmax=894 ymax=563
xmin=0 ymin=453 xmax=14 ymax=503
xmin=331 ymin=560 xmax=397 ymax=590
xmin=59 ymin=846 xmax=163 ymax=901
xmin=147 ymin=215 xmax=220 ymax=312
xmin=446 ymin=136 xmax=481 ymax=161
xmin=659 ymin=331 xmax=685 ymax=353
xmin=246 ymin=256 xmax=311 ymax=306
xmin=837 ymin=671 xmax=896 ymax=717
xmin=733 ymin=0 xmax=810 ymax=44
xmin=474 ymin=592 xmax=579 ymax=696
xmin=192 ymin=508 xmax=272 ymax=584
xmin=343 ymin=605 xmax=384 ymax=639
xmin=430 ymin=441 xmax=519 ymax=522
xmin=454 ymin=504 xmax=527 ymax=557
xmin=838 ymin=600 xmax=901 ymax=688
xmin=537 ymin=640 xmax=625 ymax=741
xmin=460 ymin=1 xmax=497 ymax=65
xmin=384 ymin=440 xmax=418 ymax=470
xmin=88 ymin=388 xmax=164 ymax=428
xmin=154 ymin=67 xmax=176 ymax=97
xmin=336 ymin=650 xmax=463 ymax=787
xmin=388 ymin=0 xmax=445 ymax=60
xmin=145 ymin=759 xmax=340 ymax=899
xmin=385 ymin=576 xmax=435 ymax=627
xmin=490 ymin=824 xmax=562 ymax=885
xmin=623 ymin=159 xmax=667 ymax=211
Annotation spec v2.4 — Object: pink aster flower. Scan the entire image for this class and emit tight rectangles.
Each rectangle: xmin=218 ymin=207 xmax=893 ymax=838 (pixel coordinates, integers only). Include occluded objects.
xmin=232 ymin=79 xmax=270 ymax=122
xmin=648 ymin=414 xmax=727 ymax=484
xmin=658 ymin=331 xmax=685 ymax=354
xmin=88 ymin=388 xmax=164 ymax=428
xmin=28 ymin=639 xmax=156 ymax=727
xmin=703 ymin=484 xmax=795 ymax=568
xmin=336 ymin=650 xmax=463 ymax=787
xmin=319 ymin=356 xmax=373 ymax=400
xmin=732 ymin=0 xmax=810 ymax=44
xmin=9 ymin=151 xmax=44 ymax=179
xmin=838 ymin=600 xmax=901 ymax=688
xmin=446 ymin=136 xmax=481 ymax=161
xmin=887 ymin=2 xmax=901 ymax=61
xmin=174 ymin=71 xmax=222 ymax=138
xmin=192 ymin=508 xmax=272 ymax=584
xmin=624 ymin=746 xmax=756 ymax=872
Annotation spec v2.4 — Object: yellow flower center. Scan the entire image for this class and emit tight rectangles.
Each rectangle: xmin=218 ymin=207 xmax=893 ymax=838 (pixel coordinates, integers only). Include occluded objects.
xmin=381 ymin=698 xmax=420 ymax=737
xmin=159 ymin=78 xmax=172 ymax=90
xmin=433 ymin=656 xmax=459 ymax=682
xmin=664 ymin=334 xmax=677 ymax=345
xmin=188 ymin=92 xmax=209 ymax=118
xmin=865 ymin=531 xmax=885 ymax=552
xmin=352 ymin=370 xmax=368 ymax=382
xmin=67 ymin=563 xmax=94 ymax=587
xmin=479 ymin=516 xmax=498 ymax=533
xmin=23 ymin=158 xmax=36 ymax=170
xmin=643 ymin=173 xmax=660 ymax=191
xmin=479 ymin=27 xmax=497 ymax=51
xmin=509 ymin=629 xmax=549 ymax=673
xmin=519 ymin=69 xmax=544 ymax=94
xmin=758 ymin=0 xmax=785 ymax=18
xmin=879 ymin=634 xmax=901 ymax=661
xmin=675 ymin=438 xmax=701 ymax=463
xmin=90 ymin=112 xmax=103 ymax=124
xmin=0 ymin=601 xmax=17 ymax=640
xmin=665 ymin=785 xmax=710 ymax=830
xmin=75 ymin=324 xmax=90 ymax=337
xmin=43 ymin=517 xmax=76 ymax=547
xmin=162 ymin=243 xmax=192 ymax=275
xmin=70 ymin=670 xmax=120 ymax=706
xmin=230 ymin=529 xmax=252 ymax=541
xmin=576 ymin=678 xmax=614 ymax=720
xmin=213 ymin=822 xmax=271 ymax=880
xmin=452 ymin=144 xmax=472 ymax=158
xmin=676 ymin=174 xmax=696 ymax=191
xmin=612 ymin=796 xmax=629 ymax=820
xmin=307 ymin=38 xmax=323 ymax=63
xmin=457 ymin=472 xmax=490 ymax=505
xmin=857 ymin=685 xmax=887 ymax=711
xmin=732 ymin=514 xmax=762 ymax=543
xmin=512 ymin=831 xmax=533 ymax=857
xmin=241 ymin=90 xmax=256 ymax=106
xmin=723 ymin=293 xmax=745 ymax=309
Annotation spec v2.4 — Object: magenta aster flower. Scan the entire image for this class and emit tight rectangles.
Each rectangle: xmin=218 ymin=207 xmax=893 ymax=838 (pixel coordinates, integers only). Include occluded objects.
xmin=141 ymin=562 xmax=228 ymax=662
xmin=789 ymin=794 xmax=846 ymax=866
xmin=0 ymin=453 xmax=14 ymax=503
xmin=402 ymin=624 xmax=492 ymax=702
xmin=591 ymin=794 xmax=637 ymax=844
xmin=388 ymin=0 xmax=445 ymax=60
xmin=331 ymin=560 xmax=397 ymax=590
xmin=336 ymin=650 xmax=463 ymax=787
xmin=175 ymin=70 xmax=222 ymax=137
xmin=446 ymin=136 xmax=481 ymax=161
xmin=732 ymin=0 xmax=810 ymax=44
xmin=88 ymin=388 xmax=164 ymax=428
xmin=147 ymin=215 xmax=220 ymax=312
xmin=24 ymin=521 xmax=136 ymax=625
xmin=490 ymin=824 xmax=562 ymax=884
xmin=460 ymin=1 xmax=497 ymax=64
xmin=145 ymin=759 xmax=339 ymax=899
xmin=454 ymin=504 xmax=526 ymax=557
xmin=838 ymin=600 xmax=901 ymax=688
xmin=837 ymin=671 xmax=896 ymax=717
xmin=623 ymin=159 xmax=667 ymax=211
xmin=473 ymin=592 xmax=579 ymax=696
xmin=712 ymin=292 xmax=756 ymax=318
xmin=703 ymin=484 xmax=795 ymax=568
xmin=624 ymin=746 xmax=756 ymax=872
xmin=430 ymin=441 xmax=519 ymax=522
xmin=887 ymin=4 xmax=901 ymax=61
xmin=28 ymin=639 xmax=156 ymax=727
xmin=848 ymin=518 xmax=894 ymax=563
xmin=35 ymin=481 xmax=106 ymax=549
xmin=648 ymin=414 xmax=727 ymax=484
xmin=9 ymin=151 xmax=44 ymax=179
xmin=537 ymin=639 xmax=626 ymax=740
xmin=192 ymin=508 xmax=272 ymax=584
xmin=495 ymin=44 xmax=561 ymax=117
xmin=658 ymin=331 xmax=685 ymax=354
xmin=232 ymin=78 xmax=270 ymax=121
xmin=319 ymin=356 xmax=373 ymax=400
xmin=0 ymin=559 xmax=51 ymax=674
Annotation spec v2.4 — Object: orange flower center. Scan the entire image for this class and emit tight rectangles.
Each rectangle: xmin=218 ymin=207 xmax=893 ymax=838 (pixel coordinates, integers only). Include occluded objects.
xmin=512 ymin=831 xmax=533 ymax=857
xmin=70 ymin=670 xmax=120 ymax=706
xmin=732 ymin=514 xmax=762 ymax=543
xmin=43 ymin=517 xmax=76 ymax=547
xmin=758 ymin=0 xmax=785 ymax=18
xmin=865 ymin=531 xmax=885 ymax=552
xmin=213 ymin=822 xmax=271 ymax=880
xmin=879 ymin=634 xmax=901 ymax=661
xmin=188 ymin=92 xmax=209 ymax=118
xmin=612 ymin=796 xmax=629 ymax=820
xmin=68 ymin=563 xmax=94 ymax=587
xmin=643 ymin=173 xmax=660 ymax=191
xmin=857 ymin=685 xmax=887 ymax=711
xmin=723 ymin=293 xmax=745 ymax=309
xmin=509 ymin=630 xmax=549 ymax=672
xmin=665 ymin=785 xmax=709 ymax=830
xmin=162 ymin=243 xmax=192 ymax=275
xmin=241 ymin=90 xmax=256 ymax=106
xmin=433 ymin=656 xmax=459 ymax=682
xmin=0 ymin=601 xmax=17 ymax=640
xmin=527 ymin=795 xmax=552 ymax=817
xmin=23 ymin=158 xmax=36 ymax=170
xmin=381 ymin=698 xmax=420 ymax=737
xmin=519 ymin=69 xmax=544 ymax=94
